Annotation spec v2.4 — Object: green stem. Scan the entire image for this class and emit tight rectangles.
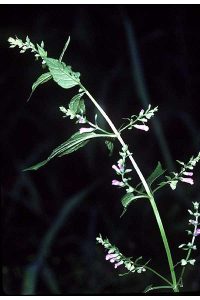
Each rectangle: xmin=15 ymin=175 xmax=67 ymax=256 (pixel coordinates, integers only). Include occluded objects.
xmin=177 ymin=212 xmax=199 ymax=287
xmin=137 ymin=265 xmax=172 ymax=286
xmin=81 ymin=85 xmax=179 ymax=292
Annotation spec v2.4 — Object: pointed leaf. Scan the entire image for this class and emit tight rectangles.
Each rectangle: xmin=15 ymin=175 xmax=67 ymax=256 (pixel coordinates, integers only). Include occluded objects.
xmin=138 ymin=162 xmax=166 ymax=193
xmin=37 ymin=44 xmax=47 ymax=57
xmin=27 ymin=72 xmax=52 ymax=102
xmin=23 ymin=132 xmax=107 ymax=171
xmin=146 ymin=162 xmax=166 ymax=186
xmin=44 ymin=57 xmax=80 ymax=89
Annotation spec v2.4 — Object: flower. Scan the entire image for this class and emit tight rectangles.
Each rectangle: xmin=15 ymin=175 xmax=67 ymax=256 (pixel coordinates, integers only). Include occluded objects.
xmin=105 ymin=253 xmax=119 ymax=261
xmin=79 ymin=127 xmax=95 ymax=134
xmin=139 ymin=109 xmax=144 ymax=116
xmin=183 ymin=171 xmax=193 ymax=176
xmin=180 ymin=177 xmax=194 ymax=185
xmin=194 ymin=228 xmax=200 ymax=237
xmin=112 ymin=165 xmax=121 ymax=174
xmin=114 ymin=261 xmax=123 ymax=269
xmin=133 ymin=124 xmax=149 ymax=131
xmin=112 ymin=180 xmax=124 ymax=187
xmin=77 ymin=115 xmax=86 ymax=124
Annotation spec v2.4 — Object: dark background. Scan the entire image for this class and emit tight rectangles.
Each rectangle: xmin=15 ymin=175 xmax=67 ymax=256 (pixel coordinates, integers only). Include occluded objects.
xmin=1 ymin=4 xmax=200 ymax=295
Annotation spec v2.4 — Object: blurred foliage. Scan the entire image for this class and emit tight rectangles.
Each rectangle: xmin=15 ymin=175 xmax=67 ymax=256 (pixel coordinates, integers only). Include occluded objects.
xmin=1 ymin=4 xmax=200 ymax=295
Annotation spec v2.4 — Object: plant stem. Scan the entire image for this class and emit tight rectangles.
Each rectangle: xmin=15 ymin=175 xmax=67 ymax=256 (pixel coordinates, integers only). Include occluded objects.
xmin=137 ymin=265 xmax=172 ymax=286
xmin=81 ymin=85 xmax=179 ymax=292
xmin=177 ymin=212 xmax=199 ymax=287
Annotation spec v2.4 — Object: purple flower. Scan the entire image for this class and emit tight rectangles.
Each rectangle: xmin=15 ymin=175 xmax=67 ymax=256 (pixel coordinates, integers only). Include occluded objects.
xmin=114 ymin=261 xmax=123 ymax=269
xmin=181 ymin=177 xmax=194 ymax=185
xmin=112 ymin=165 xmax=121 ymax=174
xmin=194 ymin=228 xmax=200 ymax=237
xmin=133 ymin=124 xmax=149 ymax=132
xmin=183 ymin=171 xmax=193 ymax=176
xmin=117 ymin=161 xmax=124 ymax=172
xmin=112 ymin=180 xmax=124 ymax=187
xmin=105 ymin=253 xmax=118 ymax=261
xmin=79 ymin=127 xmax=95 ymax=134
xmin=139 ymin=109 xmax=144 ymax=116
xmin=77 ymin=116 xmax=86 ymax=124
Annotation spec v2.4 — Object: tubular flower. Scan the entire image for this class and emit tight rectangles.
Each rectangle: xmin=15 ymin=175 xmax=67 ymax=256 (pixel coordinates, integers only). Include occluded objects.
xmin=112 ymin=180 xmax=124 ymax=187
xmin=183 ymin=171 xmax=193 ymax=176
xmin=133 ymin=124 xmax=149 ymax=131
xmin=112 ymin=165 xmax=121 ymax=174
xmin=180 ymin=177 xmax=194 ymax=185
xmin=79 ymin=127 xmax=95 ymax=134
xmin=194 ymin=228 xmax=200 ymax=237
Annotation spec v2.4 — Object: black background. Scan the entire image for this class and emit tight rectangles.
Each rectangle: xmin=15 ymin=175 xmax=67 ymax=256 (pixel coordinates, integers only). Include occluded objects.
xmin=1 ymin=4 xmax=200 ymax=295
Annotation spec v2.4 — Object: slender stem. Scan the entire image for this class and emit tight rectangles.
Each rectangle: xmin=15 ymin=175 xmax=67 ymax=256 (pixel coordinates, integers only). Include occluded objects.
xmin=177 ymin=212 xmax=199 ymax=286
xmin=137 ymin=265 xmax=172 ymax=286
xmin=146 ymin=285 xmax=173 ymax=292
xmin=81 ymin=85 xmax=179 ymax=292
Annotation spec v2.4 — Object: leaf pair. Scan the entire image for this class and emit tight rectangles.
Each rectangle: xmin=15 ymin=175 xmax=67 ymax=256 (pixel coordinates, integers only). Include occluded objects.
xmin=28 ymin=57 xmax=80 ymax=101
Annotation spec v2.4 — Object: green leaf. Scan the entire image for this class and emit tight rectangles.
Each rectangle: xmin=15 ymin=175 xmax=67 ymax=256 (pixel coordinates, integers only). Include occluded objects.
xmin=44 ymin=57 xmax=80 ymax=89
xmin=23 ymin=131 xmax=105 ymax=171
xmin=37 ymin=44 xmax=47 ymax=57
xmin=138 ymin=162 xmax=165 ymax=193
xmin=146 ymin=162 xmax=166 ymax=186
xmin=27 ymin=72 xmax=52 ymax=102
xmin=23 ymin=160 xmax=49 ymax=171
xmin=121 ymin=193 xmax=136 ymax=208
xmin=68 ymin=93 xmax=85 ymax=117
xmin=105 ymin=140 xmax=114 ymax=156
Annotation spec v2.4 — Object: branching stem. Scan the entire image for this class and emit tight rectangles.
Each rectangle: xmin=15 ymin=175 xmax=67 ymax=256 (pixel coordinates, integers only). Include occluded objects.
xmin=81 ymin=84 xmax=179 ymax=292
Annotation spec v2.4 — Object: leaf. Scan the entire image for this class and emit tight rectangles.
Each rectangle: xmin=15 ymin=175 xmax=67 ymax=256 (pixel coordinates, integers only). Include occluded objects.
xmin=27 ymin=72 xmax=52 ymax=102
xmin=138 ymin=162 xmax=166 ymax=193
xmin=44 ymin=57 xmax=80 ymax=89
xmin=23 ymin=131 xmax=104 ymax=171
xmin=37 ymin=44 xmax=47 ymax=57
xmin=68 ymin=93 xmax=85 ymax=116
xmin=105 ymin=140 xmax=114 ymax=156
xmin=121 ymin=193 xmax=136 ymax=208
xmin=146 ymin=162 xmax=166 ymax=186
xmin=23 ymin=160 xmax=49 ymax=171
xmin=144 ymin=285 xmax=153 ymax=293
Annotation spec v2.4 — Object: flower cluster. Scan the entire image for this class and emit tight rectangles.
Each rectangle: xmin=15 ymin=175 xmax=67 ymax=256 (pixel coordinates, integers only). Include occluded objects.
xmin=178 ymin=202 xmax=200 ymax=267
xmin=166 ymin=152 xmax=200 ymax=190
xmin=120 ymin=105 xmax=158 ymax=133
xmin=112 ymin=145 xmax=134 ymax=193
xmin=96 ymin=234 xmax=146 ymax=274
xmin=8 ymin=36 xmax=47 ymax=64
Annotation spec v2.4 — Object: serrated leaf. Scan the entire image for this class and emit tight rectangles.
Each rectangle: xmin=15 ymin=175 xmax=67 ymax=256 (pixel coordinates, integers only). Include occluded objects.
xmin=23 ymin=132 xmax=106 ymax=171
xmin=27 ymin=72 xmax=52 ymax=102
xmin=45 ymin=57 xmax=80 ymax=89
